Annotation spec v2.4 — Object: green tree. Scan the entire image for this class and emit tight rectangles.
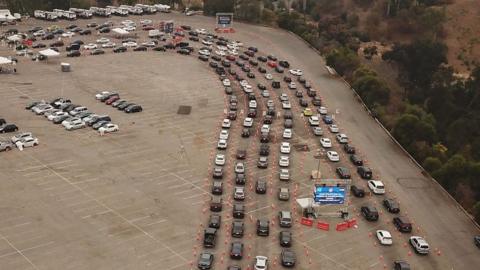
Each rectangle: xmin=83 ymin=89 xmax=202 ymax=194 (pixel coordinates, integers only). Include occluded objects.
xmin=352 ymin=75 xmax=391 ymax=106
xmin=325 ymin=46 xmax=360 ymax=77
xmin=423 ymin=156 xmax=442 ymax=172
xmin=203 ymin=0 xmax=234 ymax=16
xmin=473 ymin=201 xmax=480 ymax=223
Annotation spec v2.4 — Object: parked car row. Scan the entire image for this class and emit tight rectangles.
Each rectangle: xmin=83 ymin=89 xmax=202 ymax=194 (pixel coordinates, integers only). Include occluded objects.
xmin=95 ymin=91 xmax=143 ymax=113
xmin=25 ymin=98 xmax=118 ymax=134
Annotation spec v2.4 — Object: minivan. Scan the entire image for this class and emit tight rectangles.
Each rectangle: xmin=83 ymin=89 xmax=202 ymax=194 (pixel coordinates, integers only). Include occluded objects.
xmin=278 ymin=211 xmax=292 ymax=228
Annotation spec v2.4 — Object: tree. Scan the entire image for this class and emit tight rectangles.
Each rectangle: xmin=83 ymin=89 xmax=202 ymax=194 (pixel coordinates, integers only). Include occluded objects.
xmin=203 ymin=0 xmax=234 ymax=16
xmin=325 ymin=46 xmax=360 ymax=77
xmin=352 ymin=75 xmax=391 ymax=106
xmin=473 ymin=201 xmax=480 ymax=223
xmin=423 ymin=156 xmax=442 ymax=172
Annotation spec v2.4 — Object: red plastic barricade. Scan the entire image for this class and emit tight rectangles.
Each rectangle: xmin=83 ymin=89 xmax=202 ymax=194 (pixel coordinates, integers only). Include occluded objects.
xmin=317 ymin=221 xmax=330 ymax=231
xmin=347 ymin=218 xmax=357 ymax=228
xmin=300 ymin=217 xmax=314 ymax=227
xmin=336 ymin=222 xmax=348 ymax=231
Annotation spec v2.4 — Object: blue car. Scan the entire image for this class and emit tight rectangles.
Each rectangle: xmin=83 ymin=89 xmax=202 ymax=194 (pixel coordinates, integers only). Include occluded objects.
xmin=323 ymin=115 xmax=333 ymax=124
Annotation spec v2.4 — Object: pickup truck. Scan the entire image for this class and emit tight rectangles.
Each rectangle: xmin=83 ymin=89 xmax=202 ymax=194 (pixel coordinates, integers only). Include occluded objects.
xmin=203 ymin=228 xmax=217 ymax=248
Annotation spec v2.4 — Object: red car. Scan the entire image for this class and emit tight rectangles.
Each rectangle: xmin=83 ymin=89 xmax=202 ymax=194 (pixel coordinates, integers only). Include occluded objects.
xmin=226 ymin=55 xmax=236 ymax=61
xmin=267 ymin=61 xmax=277 ymax=68
xmin=105 ymin=96 xmax=120 ymax=105
xmin=143 ymin=26 xmax=155 ymax=31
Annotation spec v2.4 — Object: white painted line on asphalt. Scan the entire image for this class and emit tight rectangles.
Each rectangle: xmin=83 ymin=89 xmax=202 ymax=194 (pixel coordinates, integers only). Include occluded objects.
xmin=182 ymin=193 xmax=204 ymax=200
xmin=16 ymin=160 xmax=72 ymax=172
xmin=0 ymin=232 xmax=40 ymax=270
xmin=190 ymin=200 xmax=205 ymax=206
xmin=173 ymin=189 xmax=195 ymax=195
xmin=142 ymin=219 xmax=167 ymax=227
xmin=128 ymin=216 xmax=151 ymax=223
xmin=246 ymin=205 xmax=271 ymax=214
xmin=167 ymin=182 xmax=190 ymax=190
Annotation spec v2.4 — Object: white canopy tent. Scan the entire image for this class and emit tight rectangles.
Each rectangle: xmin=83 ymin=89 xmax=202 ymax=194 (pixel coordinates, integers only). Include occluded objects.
xmin=111 ymin=27 xmax=136 ymax=39
xmin=39 ymin=49 xmax=60 ymax=57
xmin=0 ymin=56 xmax=13 ymax=65
xmin=7 ymin=34 xmax=22 ymax=42
xmin=0 ymin=56 xmax=15 ymax=74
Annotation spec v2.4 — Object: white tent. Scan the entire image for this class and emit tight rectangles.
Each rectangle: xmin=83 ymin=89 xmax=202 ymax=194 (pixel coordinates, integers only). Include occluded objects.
xmin=7 ymin=35 xmax=22 ymax=42
xmin=0 ymin=57 xmax=13 ymax=65
xmin=39 ymin=49 xmax=60 ymax=57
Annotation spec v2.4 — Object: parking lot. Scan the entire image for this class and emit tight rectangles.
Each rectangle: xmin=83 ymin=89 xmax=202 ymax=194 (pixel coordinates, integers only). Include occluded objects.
xmin=1 ymin=10 xmax=479 ymax=270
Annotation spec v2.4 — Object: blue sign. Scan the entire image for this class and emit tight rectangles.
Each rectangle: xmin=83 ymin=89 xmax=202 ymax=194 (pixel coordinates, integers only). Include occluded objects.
xmin=314 ymin=186 xmax=345 ymax=205
xmin=217 ymin=14 xmax=232 ymax=26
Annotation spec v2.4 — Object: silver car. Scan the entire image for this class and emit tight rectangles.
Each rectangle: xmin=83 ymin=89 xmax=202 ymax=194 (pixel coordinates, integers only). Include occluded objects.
xmin=0 ymin=141 xmax=14 ymax=152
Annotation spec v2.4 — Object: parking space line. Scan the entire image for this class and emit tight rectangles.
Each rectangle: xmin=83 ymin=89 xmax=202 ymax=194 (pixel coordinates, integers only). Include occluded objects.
xmin=0 ymin=232 xmax=40 ymax=270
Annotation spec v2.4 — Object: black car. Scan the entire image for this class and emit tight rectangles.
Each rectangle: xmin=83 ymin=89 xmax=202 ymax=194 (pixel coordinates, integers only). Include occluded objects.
xmin=245 ymin=50 xmax=254 ymax=57
xmin=295 ymin=90 xmax=303 ymax=98
xmin=247 ymin=72 xmax=255 ymax=78
xmin=209 ymin=62 xmax=218 ymax=68
xmin=257 ymin=157 xmax=268 ymax=169
xmin=283 ymin=111 xmax=293 ymax=120
xmin=232 ymin=203 xmax=245 ymax=219
xmin=227 ymin=266 xmax=241 ymax=270
xmin=241 ymin=128 xmax=250 ymax=138
xmin=79 ymin=29 xmax=91 ymax=35
xmin=231 ymin=221 xmax=244 ymax=237
xmin=211 ymin=55 xmax=221 ymax=62
xmin=249 ymin=59 xmax=258 ymax=66
xmin=259 ymin=144 xmax=270 ymax=156
xmin=208 ymin=214 xmax=221 ymax=229
xmin=221 ymin=60 xmax=231 ymax=68
xmin=42 ymin=33 xmax=54 ymax=40
xmin=272 ymin=80 xmax=281 ymax=89
xmin=210 ymin=196 xmax=222 ymax=212
xmin=228 ymin=68 xmax=236 ymax=75
xmin=198 ymin=55 xmax=209 ymax=61
xmin=281 ymin=249 xmax=296 ymax=267
xmin=198 ymin=252 xmax=214 ymax=270
xmin=350 ymin=154 xmax=364 ymax=166
xmin=241 ymin=66 xmax=250 ymax=73
xmin=323 ymin=115 xmax=334 ymax=124
xmin=50 ymin=40 xmax=64 ymax=47
xmin=383 ymin=198 xmax=400 ymax=213
xmin=248 ymin=46 xmax=258 ymax=52
xmin=228 ymin=111 xmax=237 ymax=120
xmin=133 ymin=46 xmax=148 ymax=52
xmin=350 ymin=185 xmax=365 ymax=197
xmin=212 ymin=167 xmax=223 ymax=179
xmin=260 ymin=133 xmax=270 ymax=143
xmin=235 ymin=173 xmax=246 ymax=185
xmin=67 ymin=50 xmax=81 ymax=57
xmin=257 ymin=83 xmax=267 ymax=90
xmin=263 ymin=115 xmax=272 ymax=124
xmin=258 ymin=67 xmax=267 ymax=73
xmin=474 ymin=236 xmax=480 ymax=248
xmin=336 ymin=167 xmax=351 ymax=179
xmin=279 ymin=60 xmax=290 ymax=68
xmin=230 ymin=242 xmax=243 ymax=259
xmin=118 ymin=102 xmax=134 ymax=110
xmin=239 ymin=54 xmax=249 ymax=61
xmin=153 ymin=46 xmax=166 ymax=52
xmin=99 ymin=27 xmax=111 ymax=33
xmin=357 ymin=166 xmax=372 ymax=179
xmin=279 ymin=231 xmax=292 ymax=247
xmin=343 ymin=144 xmax=356 ymax=154
xmin=32 ymin=43 xmax=46 ymax=48
xmin=393 ymin=260 xmax=411 ymax=270
xmin=125 ymin=105 xmax=142 ymax=113
xmin=0 ymin=119 xmax=5 ymax=126
xmin=211 ymin=181 xmax=223 ymax=195
xmin=361 ymin=206 xmax=379 ymax=221
xmin=284 ymin=119 xmax=293 ymax=128
xmin=257 ymin=56 xmax=267 ymax=62
xmin=299 ymin=98 xmax=308 ymax=107
xmin=0 ymin=124 xmax=18 ymax=133
xmin=257 ymin=219 xmax=269 ymax=236
xmin=236 ymin=149 xmax=246 ymax=159
xmin=113 ymin=46 xmax=127 ymax=53
xmin=189 ymin=36 xmax=199 ymax=41
xmin=393 ymin=216 xmax=412 ymax=233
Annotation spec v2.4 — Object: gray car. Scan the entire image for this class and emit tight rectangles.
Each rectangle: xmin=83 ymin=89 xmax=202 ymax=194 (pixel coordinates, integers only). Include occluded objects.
xmin=0 ymin=141 xmax=14 ymax=152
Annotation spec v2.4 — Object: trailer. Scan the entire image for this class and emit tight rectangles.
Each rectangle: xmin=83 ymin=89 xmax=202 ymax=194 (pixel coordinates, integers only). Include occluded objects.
xmin=135 ymin=4 xmax=157 ymax=14
xmin=0 ymin=9 xmax=16 ymax=22
xmin=90 ymin=7 xmax=111 ymax=17
xmin=106 ymin=6 xmax=128 ymax=17
xmin=53 ymin=9 xmax=76 ymax=20
xmin=155 ymin=4 xmax=171 ymax=13
xmin=34 ymin=10 xmax=57 ymax=21
xmin=69 ymin=8 xmax=92 ymax=19
xmin=119 ymin=5 xmax=142 ymax=15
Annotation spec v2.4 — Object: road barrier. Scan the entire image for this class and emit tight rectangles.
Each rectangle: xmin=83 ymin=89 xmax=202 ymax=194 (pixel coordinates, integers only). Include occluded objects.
xmin=316 ymin=221 xmax=329 ymax=231
xmin=347 ymin=218 xmax=357 ymax=228
xmin=336 ymin=222 xmax=348 ymax=231
xmin=300 ymin=217 xmax=314 ymax=227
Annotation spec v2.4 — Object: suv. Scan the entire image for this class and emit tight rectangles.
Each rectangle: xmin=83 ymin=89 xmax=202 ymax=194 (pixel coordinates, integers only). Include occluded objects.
xmin=231 ymin=221 xmax=244 ymax=238
xmin=409 ymin=236 xmax=430 ymax=254
xmin=210 ymin=196 xmax=222 ymax=212
xmin=393 ymin=260 xmax=411 ymax=270
xmin=357 ymin=166 xmax=373 ymax=179
xmin=393 ymin=216 xmax=412 ymax=233
xmin=279 ymin=231 xmax=292 ymax=247
xmin=235 ymin=173 xmax=246 ymax=185
xmin=232 ymin=203 xmax=245 ymax=219
xmin=383 ymin=198 xmax=400 ymax=213
xmin=256 ymin=219 xmax=269 ymax=236
xmin=350 ymin=155 xmax=363 ymax=166
xmin=350 ymin=185 xmax=365 ymax=197
xmin=212 ymin=167 xmax=223 ymax=179
xmin=255 ymin=179 xmax=267 ymax=193
xmin=278 ymin=211 xmax=292 ymax=228
xmin=361 ymin=206 xmax=379 ymax=221
xmin=208 ymin=214 xmax=221 ymax=229
xmin=336 ymin=167 xmax=351 ymax=179
xmin=259 ymin=144 xmax=270 ymax=156
xmin=211 ymin=181 xmax=223 ymax=195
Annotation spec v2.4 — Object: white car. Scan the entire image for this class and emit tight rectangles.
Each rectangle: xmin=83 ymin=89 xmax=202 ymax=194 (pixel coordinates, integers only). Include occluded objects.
xmin=320 ymin=138 xmax=332 ymax=148
xmin=62 ymin=117 xmax=82 ymax=127
xmin=123 ymin=26 xmax=136 ymax=32
xmin=313 ymin=127 xmax=323 ymax=136
xmin=368 ymin=180 xmax=385 ymax=195
xmin=140 ymin=19 xmax=152 ymax=25
xmin=69 ymin=106 xmax=88 ymax=116
xmin=98 ymin=123 xmax=119 ymax=133
xmin=265 ymin=73 xmax=273 ymax=80
xmin=376 ymin=230 xmax=393 ymax=245
xmin=235 ymin=162 xmax=245 ymax=174
xmin=95 ymin=91 xmax=110 ymax=100
xmin=215 ymin=154 xmax=226 ymax=166
xmin=83 ymin=114 xmax=98 ymax=123
xmin=282 ymin=101 xmax=291 ymax=109
xmin=102 ymin=42 xmax=116 ymax=48
xmin=243 ymin=84 xmax=252 ymax=93
xmin=336 ymin=133 xmax=349 ymax=144
xmin=261 ymin=90 xmax=270 ymax=97
xmin=83 ymin=43 xmax=97 ymax=50
xmin=288 ymin=82 xmax=297 ymax=89
xmin=44 ymin=109 xmax=61 ymax=118
xmin=142 ymin=41 xmax=156 ymax=47
xmin=243 ymin=117 xmax=253 ymax=127
xmin=283 ymin=129 xmax=292 ymax=139
xmin=96 ymin=37 xmax=110 ymax=44
xmin=222 ymin=119 xmax=231 ymax=128
xmin=61 ymin=31 xmax=75 ymax=38
xmin=319 ymin=106 xmax=328 ymax=115
xmin=33 ymin=30 xmax=45 ymax=37
xmin=196 ymin=28 xmax=207 ymax=35
xmin=11 ymin=132 xmax=33 ymax=143
xmin=249 ymin=100 xmax=257 ymax=109
xmin=64 ymin=121 xmax=86 ymax=131
xmin=199 ymin=49 xmax=210 ymax=56
xmin=16 ymin=136 xmax=39 ymax=148
xmin=309 ymin=115 xmax=320 ymax=126
xmin=201 ymin=39 xmax=213 ymax=46
xmin=227 ymin=44 xmax=238 ymax=50
xmin=228 ymin=50 xmax=238 ymax=56
xmin=329 ymin=124 xmax=339 ymax=133
xmin=267 ymin=100 xmax=275 ymax=107
xmin=234 ymin=186 xmax=245 ymax=200
xmin=289 ymin=69 xmax=303 ymax=76
xmin=261 ymin=124 xmax=270 ymax=134
xmin=280 ymin=142 xmax=291 ymax=154
xmin=279 ymin=93 xmax=288 ymax=101
xmin=51 ymin=112 xmax=69 ymax=121
xmin=217 ymin=139 xmax=228 ymax=150
xmin=409 ymin=236 xmax=430 ymax=254
xmin=255 ymin=255 xmax=268 ymax=270
xmin=279 ymin=169 xmax=290 ymax=181
xmin=219 ymin=130 xmax=229 ymax=140
xmin=215 ymin=50 xmax=226 ymax=56
xmin=33 ymin=104 xmax=54 ymax=115
xmin=279 ymin=156 xmax=289 ymax=167
xmin=123 ymin=41 xmax=138 ymax=48
xmin=326 ymin=151 xmax=340 ymax=162
xmin=47 ymin=111 xmax=68 ymax=121
xmin=240 ymin=80 xmax=249 ymax=87
xmin=217 ymin=45 xmax=227 ymax=51
xmin=222 ymin=79 xmax=231 ymax=87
